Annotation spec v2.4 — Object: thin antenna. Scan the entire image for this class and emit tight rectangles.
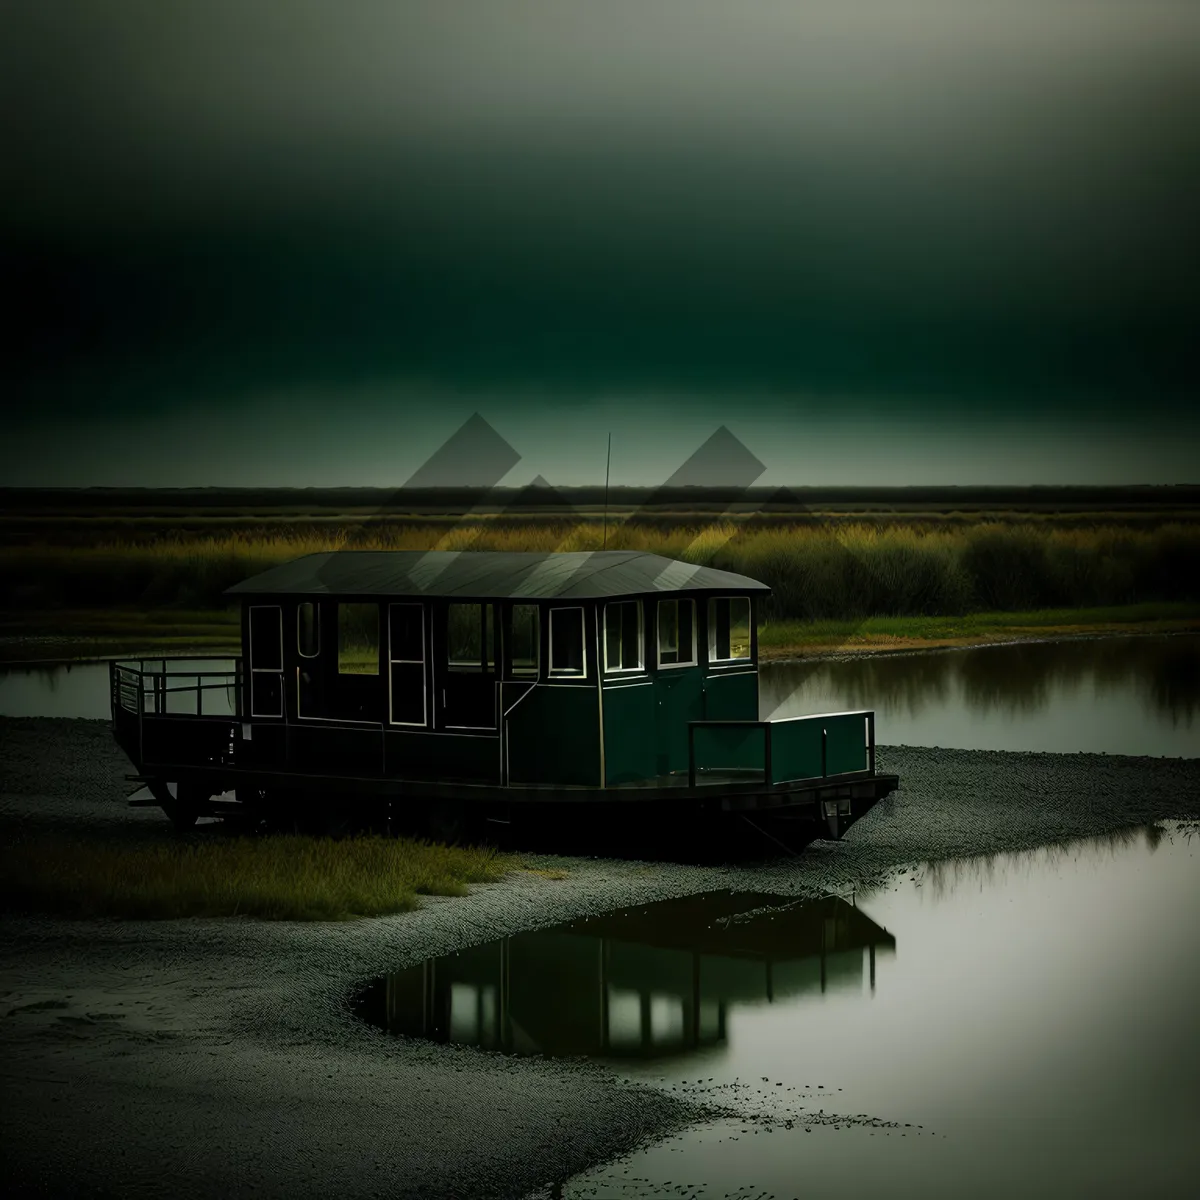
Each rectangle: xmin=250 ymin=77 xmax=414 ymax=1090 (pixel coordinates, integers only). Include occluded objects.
xmin=602 ymin=432 xmax=612 ymax=550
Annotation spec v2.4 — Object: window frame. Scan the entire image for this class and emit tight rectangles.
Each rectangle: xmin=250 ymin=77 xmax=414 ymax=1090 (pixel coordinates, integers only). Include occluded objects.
xmin=548 ymin=606 xmax=588 ymax=679
xmin=508 ymin=603 xmax=541 ymax=679
xmin=707 ymin=595 xmax=753 ymax=665
xmin=248 ymin=603 xmax=284 ymax=718
xmin=656 ymin=597 xmax=697 ymax=669
xmin=603 ymin=599 xmax=645 ymax=675
xmin=297 ymin=600 xmax=320 ymax=660
xmin=388 ymin=602 xmax=427 ymax=727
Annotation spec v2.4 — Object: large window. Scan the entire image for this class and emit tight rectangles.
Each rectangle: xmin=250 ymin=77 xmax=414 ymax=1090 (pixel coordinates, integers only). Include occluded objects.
xmin=657 ymin=598 xmax=696 ymax=667
xmin=447 ymin=603 xmax=494 ymax=671
xmin=549 ymin=607 xmax=586 ymax=677
xmin=388 ymin=603 xmax=425 ymax=725
xmin=604 ymin=600 xmax=643 ymax=673
xmin=337 ymin=603 xmax=380 ymax=675
xmin=297 ymin=601 xmax=320 ymax=659
xmin=708 ymin=596 xmax=751 ymax=663
xmin=509 ymin=604 xmax=539 ymax=677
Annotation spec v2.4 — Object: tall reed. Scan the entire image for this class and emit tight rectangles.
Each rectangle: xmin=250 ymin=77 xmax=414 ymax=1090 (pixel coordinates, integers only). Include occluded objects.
xmin=2 ymin=520 xmax=1196 ymax=620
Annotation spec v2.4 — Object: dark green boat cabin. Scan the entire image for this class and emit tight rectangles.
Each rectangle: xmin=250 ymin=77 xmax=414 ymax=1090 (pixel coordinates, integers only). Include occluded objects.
xmin=111 ymin=550 xmax=898 ymax=836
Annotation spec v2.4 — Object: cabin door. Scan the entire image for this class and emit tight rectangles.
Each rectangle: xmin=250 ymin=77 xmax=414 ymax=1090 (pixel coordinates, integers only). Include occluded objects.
xmin=655 ymin=670 xmax=704 ymax=776
xmin=436 ymin=602 xmax=498 ymax=731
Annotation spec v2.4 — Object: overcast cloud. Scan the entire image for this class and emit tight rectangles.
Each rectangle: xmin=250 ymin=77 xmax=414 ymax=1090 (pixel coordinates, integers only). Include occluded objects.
xmin=2 ymin=2 xmax=1197 ymax=482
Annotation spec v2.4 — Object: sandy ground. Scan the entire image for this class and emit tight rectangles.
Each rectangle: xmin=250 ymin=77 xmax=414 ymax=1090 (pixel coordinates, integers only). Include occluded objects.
xmin=2 ymin=717 xmax=1198 ymax=1199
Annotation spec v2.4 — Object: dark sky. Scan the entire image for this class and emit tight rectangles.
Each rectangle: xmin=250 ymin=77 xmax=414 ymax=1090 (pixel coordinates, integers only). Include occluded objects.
xmin=3 ymin=1 xmax=1198 ymax=486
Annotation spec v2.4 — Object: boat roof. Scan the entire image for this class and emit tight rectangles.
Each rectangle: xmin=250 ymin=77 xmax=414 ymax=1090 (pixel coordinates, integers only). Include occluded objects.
xmin=225 ymin=550 xmax=769 ymax=601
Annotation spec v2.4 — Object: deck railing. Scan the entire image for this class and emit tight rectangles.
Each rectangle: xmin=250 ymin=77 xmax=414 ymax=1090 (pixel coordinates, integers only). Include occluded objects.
xmin=110 ymin=658 xmax=242 ymax=719
xmin=687 ymin=710 xmax=876 ymax=788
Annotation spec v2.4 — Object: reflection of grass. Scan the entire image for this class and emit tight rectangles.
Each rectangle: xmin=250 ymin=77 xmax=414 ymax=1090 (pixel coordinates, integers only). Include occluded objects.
xmin=759 ymin=603 xmax=1200 ymax=654
xmin=0 ymin=830 xmax=511 ymax=921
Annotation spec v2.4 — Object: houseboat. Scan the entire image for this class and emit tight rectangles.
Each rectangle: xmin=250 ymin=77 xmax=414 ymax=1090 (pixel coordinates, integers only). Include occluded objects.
xmin=110 ymin=550 xmax=898 ymax=840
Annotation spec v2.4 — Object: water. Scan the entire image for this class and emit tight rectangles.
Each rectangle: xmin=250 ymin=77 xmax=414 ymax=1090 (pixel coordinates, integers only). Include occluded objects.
xmin=0 ymin=658 xmax=238 ymax=720
xmin=761 ymin=634 xmax=1199 ymax=757
xmin=355 ymin=891 xmax=897 ymax=1060
xmin=359 ymin=824 xmax=1200 ymax=1199
xmin=1 ymin=636 xmax=1195 ymax=757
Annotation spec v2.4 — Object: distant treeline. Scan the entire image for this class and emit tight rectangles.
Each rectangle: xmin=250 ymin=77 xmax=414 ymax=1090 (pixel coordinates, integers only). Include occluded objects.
xmin=2 ymin=484 xmax=1199 ymax=514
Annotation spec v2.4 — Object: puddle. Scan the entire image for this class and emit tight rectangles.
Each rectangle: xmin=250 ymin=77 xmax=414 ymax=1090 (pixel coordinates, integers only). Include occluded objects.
xmin=354 ymin=891 xmax=896 ymax=1060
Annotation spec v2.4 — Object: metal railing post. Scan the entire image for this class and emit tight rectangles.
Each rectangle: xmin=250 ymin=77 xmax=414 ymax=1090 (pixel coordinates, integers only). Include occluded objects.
xmin=688 ymin=723 xmax=696 ymax=790
xmin=821 ymin=727 xmax=827 ymax=778
xmin=763 ymin=721 xmax=772 ymax=786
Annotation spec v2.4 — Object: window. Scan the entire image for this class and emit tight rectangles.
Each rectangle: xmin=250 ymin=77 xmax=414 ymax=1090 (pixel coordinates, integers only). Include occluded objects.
xmin=509 ymin=604 xmax=539 ymax=677
xmin=388 ymin=603 xmax=425 ymax=725
xmin=549 ymin=607 xmax=586 ymax=677
xmin=708 ymin=596 xmax=751 ymax=663
xmin=248 ymin=605 xmax=283 ymax=717
xmin=337 ymin=603 xmax=379 ymax=675
xmin=297 ymin=602 xmax=320 ymax=658
xmin=249 ymin=605 xmax=283 ymax=672
xmin=604 ymin=600 xmax=643 ymax=673
xmin=657 ymin=598 xmax=696 ymax=667
xmin=447 ymin=603 xmax=494 ymax=671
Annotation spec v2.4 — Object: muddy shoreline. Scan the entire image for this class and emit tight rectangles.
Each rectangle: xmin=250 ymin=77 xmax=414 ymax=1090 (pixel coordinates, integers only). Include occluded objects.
xmin=2 ymin=718 xmax=1198 ymax=1198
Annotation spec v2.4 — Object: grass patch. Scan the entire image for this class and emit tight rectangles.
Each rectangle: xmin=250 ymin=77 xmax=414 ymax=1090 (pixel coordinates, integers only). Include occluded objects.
xmin=0 ymin=830 xmax=512 ymax=921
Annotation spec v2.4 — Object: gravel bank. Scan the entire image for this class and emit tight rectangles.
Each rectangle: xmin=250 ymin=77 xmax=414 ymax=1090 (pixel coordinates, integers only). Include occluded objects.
xmin=2 ymin=717 xmax=1198 ymax=1199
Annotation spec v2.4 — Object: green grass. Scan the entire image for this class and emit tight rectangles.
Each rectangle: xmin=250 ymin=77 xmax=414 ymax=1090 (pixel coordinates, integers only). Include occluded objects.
xmin=758 ymin=602 xmax=1200 ymax=651
xmin=0 ymin=830 xmax=512 ymax=921
xmin=2 ymin=518 xmax=1197 ymax=621
xmin=0 ymin=607 xmax=238 ymax=636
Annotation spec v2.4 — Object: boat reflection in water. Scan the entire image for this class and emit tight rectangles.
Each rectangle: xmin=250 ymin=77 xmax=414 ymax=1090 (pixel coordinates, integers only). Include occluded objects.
xmin=354 ymin=891 xmax=896 ymax=1061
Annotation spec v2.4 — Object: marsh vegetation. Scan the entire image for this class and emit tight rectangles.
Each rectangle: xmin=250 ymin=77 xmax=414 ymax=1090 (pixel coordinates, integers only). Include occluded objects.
xmin=0 ymin=828 xmax=510 ymax=921
xmin=3 ymin=519 xmax=1196 ymax=617
xmin=2 ymin=489 xmax=1196 ymax=655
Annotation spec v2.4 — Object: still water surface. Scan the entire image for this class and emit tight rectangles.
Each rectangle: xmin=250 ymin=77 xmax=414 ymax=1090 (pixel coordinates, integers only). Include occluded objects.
xmin=360 ymin=825 xmax=1200 ymax=1199
xmin=0 ymin=658 xmax=238 ymax=720
xmin=763 ymin=634 xmax=1198 ymax=756
xmin=1 ymin=636 xmax=1195 ymax=756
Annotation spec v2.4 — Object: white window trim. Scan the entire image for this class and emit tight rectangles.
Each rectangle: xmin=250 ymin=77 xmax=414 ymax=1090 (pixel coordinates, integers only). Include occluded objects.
xmin=548 ymin=606 xmax=588 ymax=678
xmin=509 ymin=604 xmax=540 ymax=678
xmin=297 ymin=601 xmax=320 ymax=659
xmin=388 ymin=602 xmax=427 ymax=727
xmin=656 ymin=598 xmax=697 ymax=669
xmin=248 ymin=604 xmax=284 ymax=718
xmin=603 ymin=600 xmax=645 ymax=674
xmin=707 ymin=596 xmax=753 ymax=665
